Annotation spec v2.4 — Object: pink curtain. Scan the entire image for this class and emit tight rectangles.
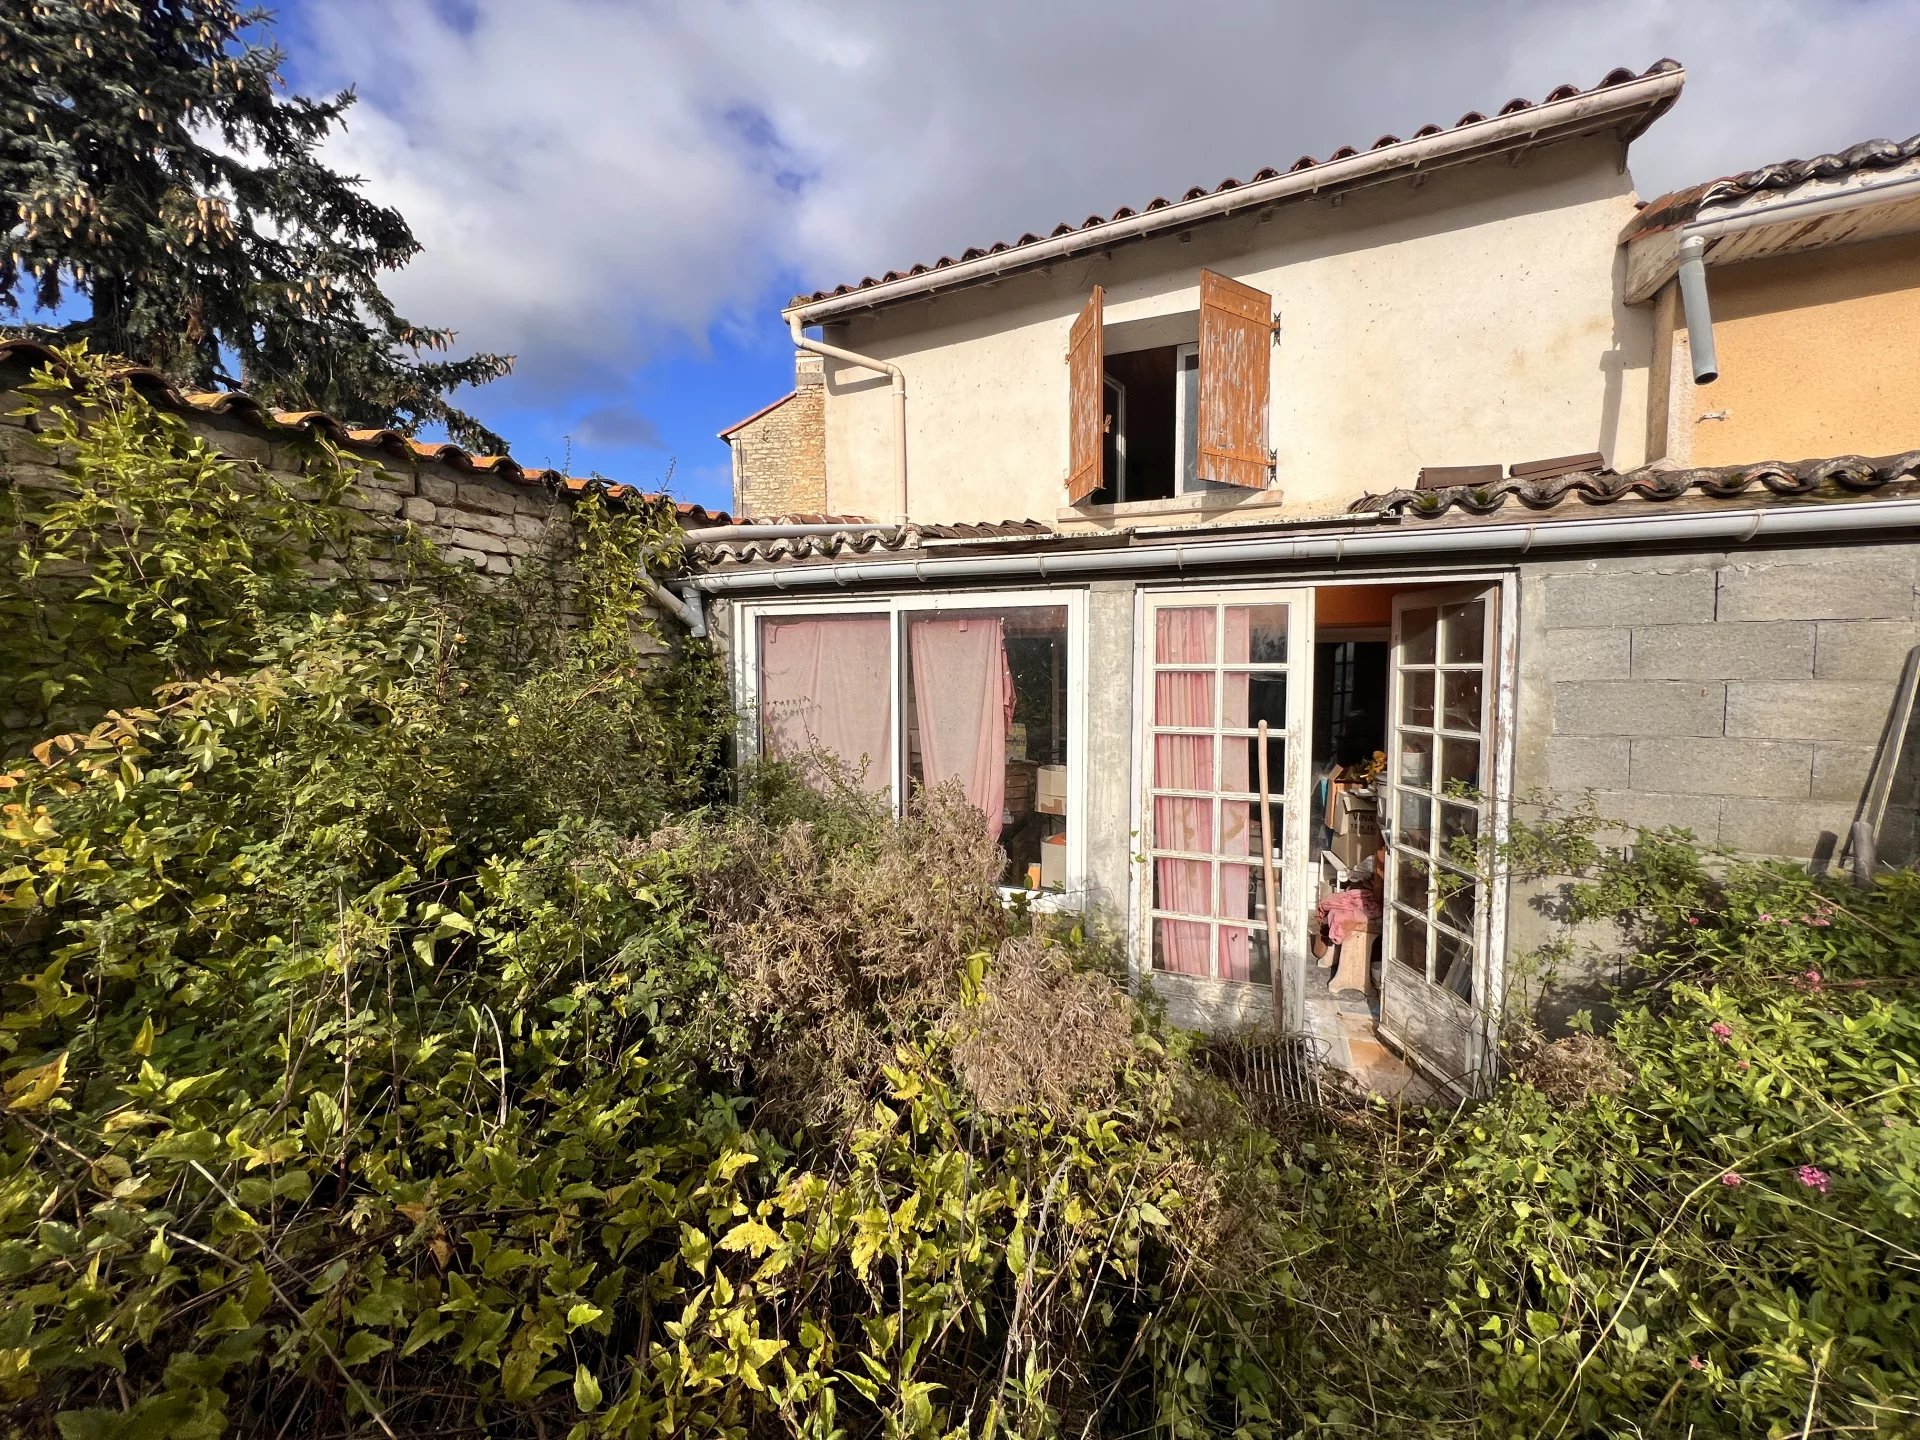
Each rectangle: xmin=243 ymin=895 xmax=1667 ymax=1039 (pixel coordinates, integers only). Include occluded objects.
xmin=1152 ymin=724 xmax=1213 ymax=975
xmin=1155 ymin=608 xmax=1215 ymax=665
xmin=1217 ymin=607 xmax=1259 ymax=979
xmin=907 ymin=617 xmax=1013 ymax=840
xmin=759 ymin=616 xmax=892 ymax=794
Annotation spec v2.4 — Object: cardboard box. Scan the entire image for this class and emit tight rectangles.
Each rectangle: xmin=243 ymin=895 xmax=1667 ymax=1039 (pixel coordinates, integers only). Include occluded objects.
xmin=1036 ymin=764 xmax=1067 ymax=816
xmin=1040 ymin=832 xmax=1067 ymax=889
xmin=1331 ymin=808 xmax=1382 ymax=867
xmin=1333 ymin=786 xmax=1377 ymax=830
xmin=1004 ymin=761 xmax=1036 ymax=813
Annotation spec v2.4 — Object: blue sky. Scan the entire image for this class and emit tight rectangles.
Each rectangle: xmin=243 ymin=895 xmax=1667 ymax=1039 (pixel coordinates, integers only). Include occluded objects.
xmin=24 ymin=1 xmax=1920 ymax=516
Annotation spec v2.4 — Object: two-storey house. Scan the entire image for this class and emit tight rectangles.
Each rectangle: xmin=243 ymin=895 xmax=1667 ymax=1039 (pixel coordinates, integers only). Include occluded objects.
xmin=693 ymin=60 xmax=1920 ymax=1093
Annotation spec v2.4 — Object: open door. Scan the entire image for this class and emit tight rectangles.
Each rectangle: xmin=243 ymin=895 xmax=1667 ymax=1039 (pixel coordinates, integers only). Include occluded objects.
xmin=1378 ymin=585 xmax=1502 ymax=1089
xmin=1140 ymin=588 xmax=1312 ymax=1029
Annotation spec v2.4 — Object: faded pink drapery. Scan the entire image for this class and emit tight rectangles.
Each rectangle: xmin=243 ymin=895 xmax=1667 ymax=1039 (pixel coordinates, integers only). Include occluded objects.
xmin=908 ymin=617 xmax=1013 ymax=840
xmin=1150 ymin=605 xmax=1260 ymax=981
xmin=759 ymin=616 xmax=892 ymax=794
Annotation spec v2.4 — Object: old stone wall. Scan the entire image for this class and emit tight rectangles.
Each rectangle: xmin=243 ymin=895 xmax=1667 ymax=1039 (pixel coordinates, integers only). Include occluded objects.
xmin=1 ymin=385 xmax=569 ymax=581
xmin=728 ymin=353 xmax=826 ymax=519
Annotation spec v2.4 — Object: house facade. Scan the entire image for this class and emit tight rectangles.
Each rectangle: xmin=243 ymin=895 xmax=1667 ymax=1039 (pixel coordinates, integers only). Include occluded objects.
xmin=696 ymin=62 xmax=1920 ymax=1093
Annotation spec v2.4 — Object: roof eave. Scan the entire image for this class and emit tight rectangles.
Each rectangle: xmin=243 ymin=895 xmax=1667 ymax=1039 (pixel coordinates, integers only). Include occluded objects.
xmin=785 ymin=64 xmax=1685 ymax=326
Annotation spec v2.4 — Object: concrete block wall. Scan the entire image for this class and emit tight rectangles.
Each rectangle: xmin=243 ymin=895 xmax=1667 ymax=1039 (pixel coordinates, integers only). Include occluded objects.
xmin=728 ymin=354 xmax=827 ymax=519
xmin=1516 ymin=542 xmax=1919 ymax=859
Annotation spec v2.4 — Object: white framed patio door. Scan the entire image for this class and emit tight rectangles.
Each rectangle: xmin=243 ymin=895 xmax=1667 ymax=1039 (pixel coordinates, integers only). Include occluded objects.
xmin=1378 ymin=584 xmax=1502 ymax=1089
xmin=1139 ymin=588 xmax=1313 ymax=1029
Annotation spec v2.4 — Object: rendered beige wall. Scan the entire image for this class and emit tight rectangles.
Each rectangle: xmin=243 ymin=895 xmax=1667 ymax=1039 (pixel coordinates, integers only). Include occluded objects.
xmin=818 ymin=136 xmax=1652 ymax=526
xmin=1657 ymin=235 xmax=1920 ymax=468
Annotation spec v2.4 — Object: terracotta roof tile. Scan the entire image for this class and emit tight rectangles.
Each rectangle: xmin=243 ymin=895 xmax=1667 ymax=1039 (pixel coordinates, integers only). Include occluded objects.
xmin=0 ymin=338 xmax=728 ymax=524
xmin=1626 ymin=133 xmax=1920 ymax=239
xmin=794 ymin=60 xmax=1681 ymax=307
xmin=1354 ymin=451 xmax=1920 ymax=518
xmin=693 ymin=518 xmax=1051 ymax=566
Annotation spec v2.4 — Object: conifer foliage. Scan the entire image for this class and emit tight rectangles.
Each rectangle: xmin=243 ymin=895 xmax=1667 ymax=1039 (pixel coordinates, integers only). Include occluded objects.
xmin=0 ymin=0 xmax=512 ymax=450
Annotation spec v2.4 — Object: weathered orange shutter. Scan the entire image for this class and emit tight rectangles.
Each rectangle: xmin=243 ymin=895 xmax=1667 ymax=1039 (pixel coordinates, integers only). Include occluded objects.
xmin=1065 ymin=286 xmax=1104 ymax=504
xmin=1196 ymin=269 xmax=1272 ymax=489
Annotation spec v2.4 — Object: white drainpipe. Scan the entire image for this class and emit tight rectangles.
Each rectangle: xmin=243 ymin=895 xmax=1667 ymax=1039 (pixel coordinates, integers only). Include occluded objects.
xmin=1675 ymin=234 xmax=1719 ymax=385
xmin=688 ymin=496 xmax=1920 ymax=594
xmin=788 ymin=313 xmax=907 ymax=523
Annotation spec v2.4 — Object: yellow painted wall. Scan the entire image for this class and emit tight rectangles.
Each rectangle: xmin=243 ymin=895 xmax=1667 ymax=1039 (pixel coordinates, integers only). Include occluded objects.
xmin=1670 ymin=235 xmax=1920 ymax=467
xmin=815 ymin=137 xmax=1652 ymax=526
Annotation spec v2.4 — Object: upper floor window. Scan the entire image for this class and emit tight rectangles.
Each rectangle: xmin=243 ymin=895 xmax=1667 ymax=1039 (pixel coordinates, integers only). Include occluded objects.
xmin=1067 ymin=270 xmax=1275 ymax=506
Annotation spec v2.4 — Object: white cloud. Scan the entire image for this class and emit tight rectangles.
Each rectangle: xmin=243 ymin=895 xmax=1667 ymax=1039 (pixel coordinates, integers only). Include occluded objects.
xmin=302 ymin=0 xmax=1920 ymax=402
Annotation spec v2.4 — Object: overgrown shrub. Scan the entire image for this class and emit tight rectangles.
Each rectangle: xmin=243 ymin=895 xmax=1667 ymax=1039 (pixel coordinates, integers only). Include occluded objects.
xmin=2 ymin=352 xmax=1916 ymax=1439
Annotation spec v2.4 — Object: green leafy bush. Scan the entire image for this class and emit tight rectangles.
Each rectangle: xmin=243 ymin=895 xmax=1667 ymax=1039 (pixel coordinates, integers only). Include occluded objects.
xmin=2 ymin=353 xmax=1916 ymax=1439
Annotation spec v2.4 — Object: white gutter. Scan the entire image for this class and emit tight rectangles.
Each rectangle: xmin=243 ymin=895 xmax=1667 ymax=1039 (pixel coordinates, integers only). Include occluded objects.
xmin=785 ymin=66 xmax=1684 ymax=326
xmin=689 ymin=496 xmax=1920 ymax=594
xmin=1686 ymin=170 xmax=1920 ymax=243
xmin=787 ymin=313 xmax=908 ymax=522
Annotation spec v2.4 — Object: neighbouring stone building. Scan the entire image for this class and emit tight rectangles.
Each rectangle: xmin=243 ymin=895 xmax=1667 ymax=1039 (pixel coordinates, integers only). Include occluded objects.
xmin=719 ymin=353 xmax=826 ymax=519
xmin=703 ymin=59 xmax=1920 ymax=1093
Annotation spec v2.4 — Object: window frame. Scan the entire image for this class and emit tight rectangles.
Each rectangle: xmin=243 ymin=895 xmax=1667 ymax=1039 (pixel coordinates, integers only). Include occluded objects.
xmin=735 ymin=588 xmax=1091 ymax=903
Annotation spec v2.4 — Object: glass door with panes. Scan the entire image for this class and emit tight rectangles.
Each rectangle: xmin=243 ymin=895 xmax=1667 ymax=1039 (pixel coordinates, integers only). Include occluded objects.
xmin=1379 ymin=585 xmax=1501 ymax=1087
xmin=1141 ymin=590 xmax=1312 ymax=1027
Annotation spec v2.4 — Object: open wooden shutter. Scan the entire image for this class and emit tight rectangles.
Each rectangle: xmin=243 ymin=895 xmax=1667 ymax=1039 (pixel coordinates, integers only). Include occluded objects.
xmin=1065 ymin=286 xmax=1104 ymax=503
xmin=1196 ymin=269 xmax=1272 ymax=489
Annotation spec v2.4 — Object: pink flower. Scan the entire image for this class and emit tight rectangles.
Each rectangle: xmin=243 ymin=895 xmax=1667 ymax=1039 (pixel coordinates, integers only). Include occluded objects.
xmin=1803 ymin=970 xmax=1823 ymax=990
xmin=1685 ymin=915 xmax=1700 ymax=926
xmin=1720 ymin=1171 xmax=1743 ymax=1187
xmin=1736 ymin=1059 xmax=1751 ymax=1071
xmin=1709 ymin=1022 xmax=1732 ymax=1042
xmin=1797 ymin=1165 xmax=1830 ymax=1194
xmin=1689 ymin=1355 xmax=1705 ymax=1371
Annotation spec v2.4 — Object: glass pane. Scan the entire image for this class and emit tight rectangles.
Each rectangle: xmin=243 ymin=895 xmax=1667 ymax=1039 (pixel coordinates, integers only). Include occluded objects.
xmin=1223 ymin=671 xmax=1287 ymax=731
xmin=1153 ymin=918 xmax=1210 ymax=976
xmin=1442 ymin=601 xmax=1486 ymax=666
xmin=1401 ymin=670 xmax=1435 ymax=727
xmin=1441 ymin=670 xmax=1483 ymax=731
xmin=1154 ymin=671 xmax=1213 ymax=727
xmin=1440 ymin=798 xmax=1479 ymax=845
xmin=1434 ymin=929 xmax=1474 ymax=1002
xmin=1153 ymin=857 xmax=1212 ymax=915
xmin=1219 ymin=926 xmax=1271 ymax=985
xmin=1155 ymin=608 xmax=1215 ymax=665
xmin=1436 ymin=868 xmax=1477 ymax=935
xmin=1225 ymin=734 xmax=1286 ymax=797
xmin=1392 ymin=908 xmax=1428 ymax=976
xmin=1399 ymin=732 xmax=1435 ymax=790
xmin=1152 ymin=796 xmax=1212 ymax=854
xmin=1440 ymin=737 xmax=1481 ymax=796
xmin=1225 ymin=604 xmax=1290 ymax=665
xmin=1218 ymin=799 xmax=1252 ymax=857
xmin=1401 ymin=607 xmax=1437 ymax=665
xmin=1398 ymin=791 xmax=1433 ymax=851
xmin=1219 ymin=862 xmax=1255 ymax=924
xmin=1395 ymin=854 xmax=1431 ymax=912
xmin=1246 ymin=926 xmax=1273 ymax=987
xmin=758 ymin=614 xmax=893 ymax=795
xmin=903 ymin=605 xmax=1069 ymax=890
xmin=1153 ymin=734 xmax=1213 ymax=791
